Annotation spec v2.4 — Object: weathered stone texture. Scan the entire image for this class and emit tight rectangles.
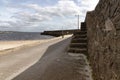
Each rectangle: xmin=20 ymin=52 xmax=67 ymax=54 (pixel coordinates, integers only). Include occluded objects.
xmin=85 ymin=0 xmax=120 ymax=80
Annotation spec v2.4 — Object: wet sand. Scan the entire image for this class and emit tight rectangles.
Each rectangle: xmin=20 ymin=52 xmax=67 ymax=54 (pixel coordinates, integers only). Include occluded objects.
xmin=0 ymin=31 xmax=54 ymax=53
xmin=0 ymin=40 xmax=41 ymax=51
xmin=0 ymin=36 xmax=65 ymax=54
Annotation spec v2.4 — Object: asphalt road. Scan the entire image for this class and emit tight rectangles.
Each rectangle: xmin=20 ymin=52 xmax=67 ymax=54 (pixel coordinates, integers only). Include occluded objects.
xmin=13 ymin=36 xmax=93 ymax=80
xmin=0 ymin=36 xmax=71 ymax=80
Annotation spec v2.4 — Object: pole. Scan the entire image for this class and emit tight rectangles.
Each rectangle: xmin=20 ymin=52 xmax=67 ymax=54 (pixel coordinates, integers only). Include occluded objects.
xmin=78 ymin=15 xmax=80 ymax=29
xmin=77 ymin=0 xmax=80 ymax=29
xmin=62 ymin=26 xmax=64 ymax=38
xmin=75 ymin=15 xmax=80 ymax=29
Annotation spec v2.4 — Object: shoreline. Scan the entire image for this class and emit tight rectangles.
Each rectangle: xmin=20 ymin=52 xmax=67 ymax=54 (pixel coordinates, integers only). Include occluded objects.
xmin=0 ymin=35 xmax=72 ymax=80
xmin=0 ymin=35 xmax=72 ymax=55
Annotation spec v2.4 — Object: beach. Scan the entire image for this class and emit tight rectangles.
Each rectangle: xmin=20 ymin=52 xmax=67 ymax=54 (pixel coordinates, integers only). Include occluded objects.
xmin=0 ymin=40 xmax=41 ymax=51
xmin=0 ymin=32 xmax=92 ymax=80
xmin=0 ymin=32 xmax=54 ymax=54
xmin=0 ymin=33 xmax=72 ymax=80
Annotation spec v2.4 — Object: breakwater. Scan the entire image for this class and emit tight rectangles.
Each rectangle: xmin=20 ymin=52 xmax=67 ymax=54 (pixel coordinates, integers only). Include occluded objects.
xmin=41 ymin=29 xmax=80 ymax=37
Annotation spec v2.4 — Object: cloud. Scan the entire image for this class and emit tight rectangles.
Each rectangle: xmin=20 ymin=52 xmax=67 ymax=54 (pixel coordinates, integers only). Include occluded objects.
xmin=14 ymin=12 xmax=51 ymax=22
xmin=26 ymin=0 xmax=81 ymax=17
xmin=80 ymin=0 xmax=99 ymax=11
xmin=1 ymin=0 xmax=81 ymax=31
xmin=0 ymin=21 xmax=10 ymax=27
xmin=0 ymin=0 xmax=99 ymax=32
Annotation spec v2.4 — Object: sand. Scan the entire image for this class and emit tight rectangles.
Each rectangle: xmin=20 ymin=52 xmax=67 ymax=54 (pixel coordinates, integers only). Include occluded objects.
xmin=0 ymin=40 xmax=40 ymax=51
xmin=0 ymin=34 xmax=93 ymax=80
xmin=0 ymin=35 xmax=72 ymax=80
xmin=0 ymin=35 xmax=72 ymax=54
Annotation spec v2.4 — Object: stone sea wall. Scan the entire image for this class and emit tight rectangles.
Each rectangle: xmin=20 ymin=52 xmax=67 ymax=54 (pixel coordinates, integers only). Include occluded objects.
xmin=41 ymin=29 xmax=79 ymax=37
xmin=85 ymin=0 xmax=120 ymax=80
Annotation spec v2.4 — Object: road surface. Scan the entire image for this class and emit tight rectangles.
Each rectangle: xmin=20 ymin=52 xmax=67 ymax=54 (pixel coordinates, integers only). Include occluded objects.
xmin=13 ymin=35 xmax=93 ymax=80
xmin=0 ymin=36 xmax=71 ymax=80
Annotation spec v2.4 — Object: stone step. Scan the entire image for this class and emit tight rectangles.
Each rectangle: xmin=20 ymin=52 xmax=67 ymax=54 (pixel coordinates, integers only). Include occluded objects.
xmin=81 ymin=22 xmax=86 ymax=27
xmin=81 ymin=27 xmax=86 ymax=29
xmin=81 ymin=29 xmax=87 ymax=32
xmin=71 ymin=38 xmax=87 ymax=43
xmin=74 ymin=34 xmax=87 ymax=39
xmin=74 ymin=31 xmax=87 ymax=35
xmin=68 ymin=48 xmax=87 ymax=54
xmin=70 ymin=43 xmax=87 ymax=48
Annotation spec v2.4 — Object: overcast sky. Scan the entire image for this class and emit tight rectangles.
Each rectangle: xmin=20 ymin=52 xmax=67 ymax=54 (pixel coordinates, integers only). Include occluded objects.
xmin=0 ymin=0 xmax=99 ymax=32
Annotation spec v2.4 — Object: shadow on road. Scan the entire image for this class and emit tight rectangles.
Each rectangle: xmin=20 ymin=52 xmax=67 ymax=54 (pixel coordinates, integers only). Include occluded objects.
xmin=13 ymin=37 xmax=72 ymax=80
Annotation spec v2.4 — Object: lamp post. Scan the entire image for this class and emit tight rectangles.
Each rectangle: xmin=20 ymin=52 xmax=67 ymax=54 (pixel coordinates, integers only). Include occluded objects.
xmin=76 ymin=0 xmax=80 ymax=30
xmin=75 ymin=14 xmax=80 ymax=29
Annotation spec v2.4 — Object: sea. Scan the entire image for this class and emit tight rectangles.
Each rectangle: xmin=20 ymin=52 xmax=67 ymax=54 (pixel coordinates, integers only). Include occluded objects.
xmin=0 ymin=31 xmax=54 ymax=41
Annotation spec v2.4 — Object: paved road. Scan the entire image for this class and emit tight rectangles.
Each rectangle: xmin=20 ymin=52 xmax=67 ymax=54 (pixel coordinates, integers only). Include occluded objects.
xmin=13 ymin=36 xmax=93 ymax=80
xmin=0 ymin=36 xmax=71 ymax=80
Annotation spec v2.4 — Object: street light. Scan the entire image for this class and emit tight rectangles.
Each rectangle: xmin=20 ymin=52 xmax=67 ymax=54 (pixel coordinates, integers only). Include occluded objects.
xmin=76 ymin=0 xmax=80 ymax=30
xmin=75 ymin=14 xmax=80 ymax=30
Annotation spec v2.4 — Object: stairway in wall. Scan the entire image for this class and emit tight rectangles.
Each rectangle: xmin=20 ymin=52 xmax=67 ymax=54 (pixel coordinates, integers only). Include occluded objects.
xmin=68 ymin=23 xmax=88 ymax=56
xmin=67 ymin=22 xmax=93 ymax=80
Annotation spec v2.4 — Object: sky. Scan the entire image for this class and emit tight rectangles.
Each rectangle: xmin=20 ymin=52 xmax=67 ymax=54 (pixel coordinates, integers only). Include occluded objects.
xmin=0 ymin=0 xmax=99 ymax=32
